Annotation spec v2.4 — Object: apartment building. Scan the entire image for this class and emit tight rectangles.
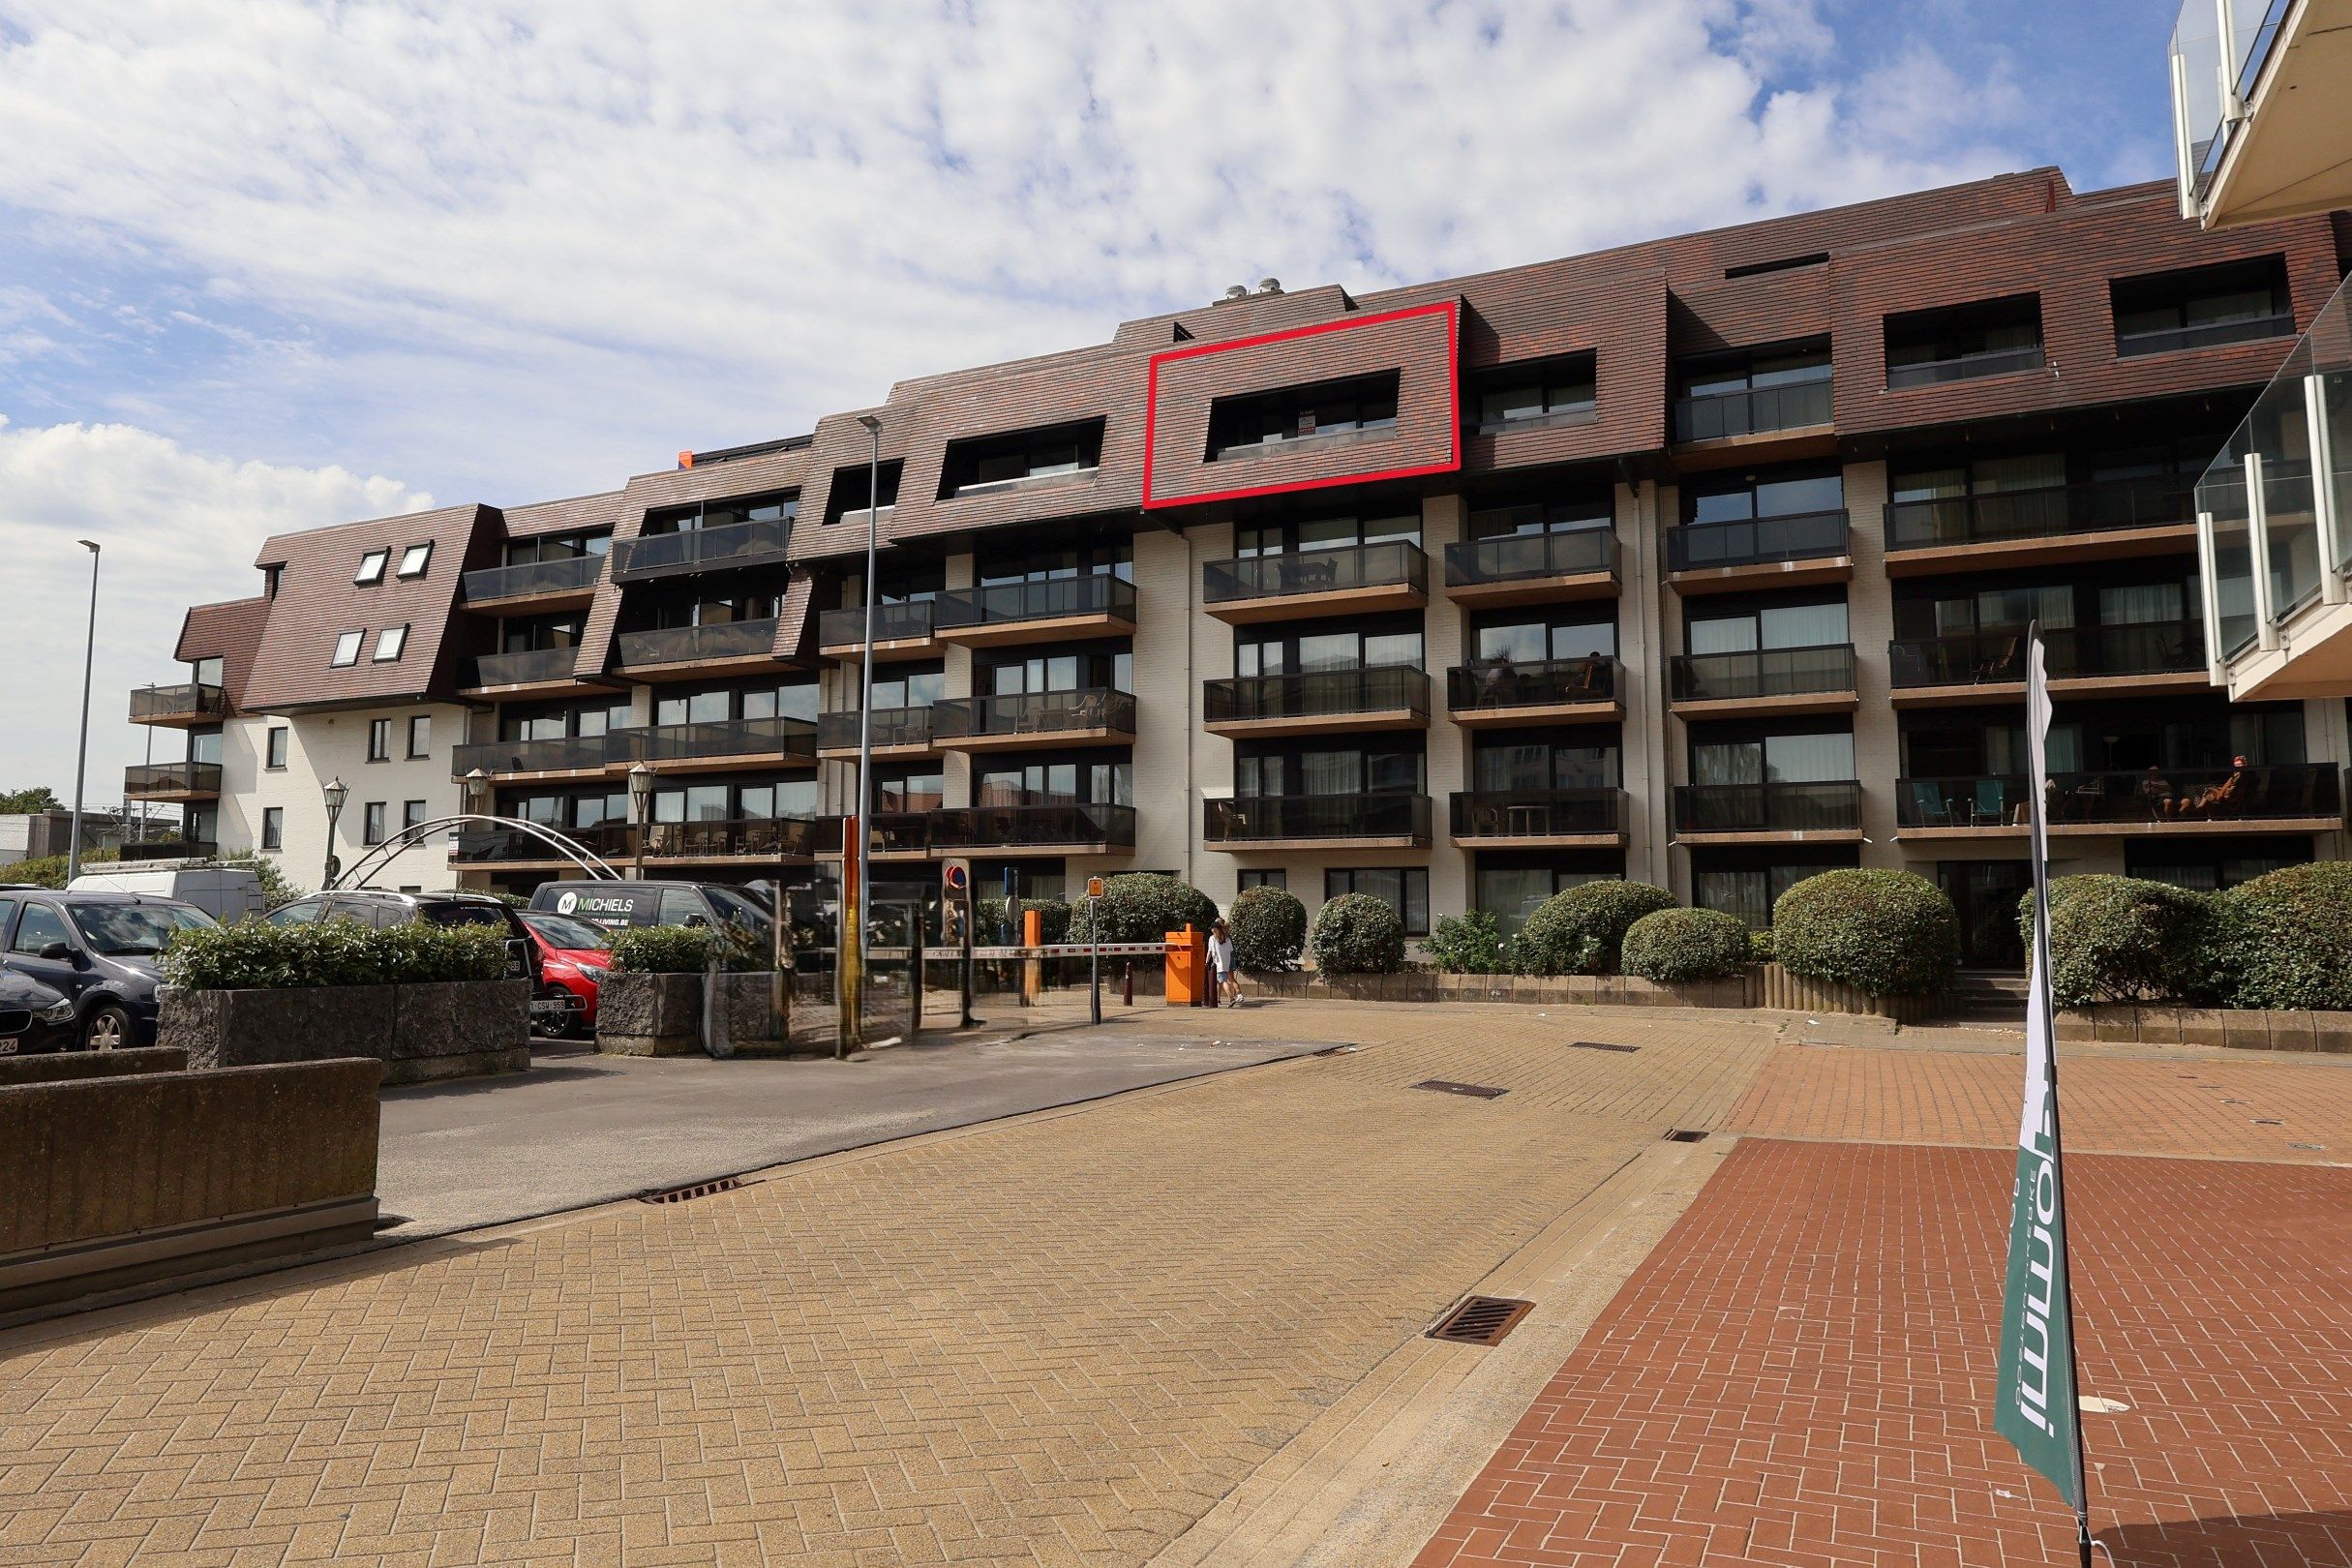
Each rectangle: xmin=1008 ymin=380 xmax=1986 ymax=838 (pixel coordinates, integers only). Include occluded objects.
xmin=130 ymin=167 xmax=2352 ymax=969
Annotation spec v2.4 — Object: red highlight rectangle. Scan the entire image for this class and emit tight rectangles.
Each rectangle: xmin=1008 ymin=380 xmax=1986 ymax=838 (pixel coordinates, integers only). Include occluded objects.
xmin=1141 ymin=301 xmax=1461 ymax=510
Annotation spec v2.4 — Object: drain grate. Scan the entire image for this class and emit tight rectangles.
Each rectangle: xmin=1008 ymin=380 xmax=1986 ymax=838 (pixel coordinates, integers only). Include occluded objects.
xmin=2253 ymin=1118 xmax=2284 ymax=1126
xmin=1663 ymin=1129 xmax=1710 ymax=1143
xmin=1413 ymin=1079 xmax=1508 ymax=1100
xmin=638 ymin=1176 xmax=751 ymax=1205
xmin=2290 ymin=1142 xmax=2328 ymax=1152
xmin=1427 ymin=1295 xmax=1534 ymax=1346
xmin=1312 ymin=1044 xmax=1360 ymax=1057
xmin=1567 ymin=1040 xmax=1641 ymax=1054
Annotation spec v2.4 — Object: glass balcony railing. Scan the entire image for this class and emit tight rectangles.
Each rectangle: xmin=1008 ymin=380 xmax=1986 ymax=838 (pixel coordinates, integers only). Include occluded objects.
xmin=460 ymin=553 xmax=605 ymax=602
xmin=1897 ymin=764 xmax=2338 ymax=829
xmin=1666 ymin=510 xmax=1849 ymax=573
xmin=1446 ymin=657 xmax=1616 ymax=712
xmin=612 ymin=517 xmax=790 ymax=581
xmin=1672 ymin=378 xmax=1832 ymax=442
xmin=471 ymin=646 xmax=580 ymax=687
xmin=1202 ymin=541 xmax=1428 ymax=604
xmin=815 ymin=811 xmax=937 ymax=857
xmin=1670 ymin=644 xmax=1855 ymax=703
xmin=608 ymin=715 xmax=818 ymax=767
xmin=819 ymin=599 xmax=937 ymax=648
xmin=129 ymin=682 xmax=226 ymax=723
xmin=452 ymin=734 xmax=611 ymax=777
xmin=1204 ymin=668 xmax=1429 ymax=725
xmin=1885 ymin=344 xmax=2044 ymax=390
xmin=1203 ymin=793 xmax=1432 ymax=844
xmin=1672 ymin=780 xmax=1861 ymax=834
xmin=930 ymin=801 xmax=1138 ymax=851
xmin=1885 ymin=477 xmax=2195 ymax=550
xmin=453 ymin=822 xmax=633 ymax=864
xmin=817 ymin=707 xmax=935 ymax=752
xmin=1888 ymin=623 xmax=2205 ymax=689
xmin=932 ymin=689 xmax=1137 ymax=741
xmin=2118 ymin=313 xmax=2295 ymax=358
xmin=123 ymin=762 xmax=224 ymax=798
xmin=2171 ymin=0 xmax=2292 ymax=202
xmin=615 ymin=618 xmax=778 ymax=667
xmin=641 ymin=816 xmax=822 ymax=861
xmin=935 ymin=574 xmax=1135 ymax=631
xmin=1448 ymin=788 xmax=1626 ymax=839
xmin=1443 ymin=528 xmax=1618 ymax=588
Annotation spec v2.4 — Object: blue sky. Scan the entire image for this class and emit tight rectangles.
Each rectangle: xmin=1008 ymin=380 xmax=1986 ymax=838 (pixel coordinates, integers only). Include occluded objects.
xmin=0 ymin=0 xmax=2184 ymax=800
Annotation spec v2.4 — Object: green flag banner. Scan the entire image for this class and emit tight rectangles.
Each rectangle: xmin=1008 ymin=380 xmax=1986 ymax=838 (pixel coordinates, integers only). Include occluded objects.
xmin=1994 ymin=627 xmax=2092 ymax=1540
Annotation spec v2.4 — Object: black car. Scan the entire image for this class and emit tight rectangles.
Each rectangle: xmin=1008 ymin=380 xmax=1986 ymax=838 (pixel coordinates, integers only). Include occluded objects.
xmin=0 ymin=968 xmax=82 ymax=1056
xmin=264 ymin=890 xmax=565 ymax=1019
xmin=0 ymin=890 xmax=219 ymax=1049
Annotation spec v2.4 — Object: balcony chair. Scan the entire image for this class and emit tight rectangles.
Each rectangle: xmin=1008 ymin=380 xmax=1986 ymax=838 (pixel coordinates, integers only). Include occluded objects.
xmin=1908 ymin=781 xmax=1955 ymax=829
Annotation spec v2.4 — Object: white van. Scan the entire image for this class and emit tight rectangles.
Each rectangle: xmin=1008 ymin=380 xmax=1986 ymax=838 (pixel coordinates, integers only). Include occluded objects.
xmin=68 ymin=861 xmax=266 ymax=923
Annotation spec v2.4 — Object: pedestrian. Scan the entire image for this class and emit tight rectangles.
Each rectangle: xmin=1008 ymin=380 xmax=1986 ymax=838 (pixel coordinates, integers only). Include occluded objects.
xmin=1208 ymin=917 xmax=1239 ymax=1009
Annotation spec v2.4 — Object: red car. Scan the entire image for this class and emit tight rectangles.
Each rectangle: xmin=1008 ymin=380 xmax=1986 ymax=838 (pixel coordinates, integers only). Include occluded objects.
xmin=518 ymin=908 xmax=614 ymax=1038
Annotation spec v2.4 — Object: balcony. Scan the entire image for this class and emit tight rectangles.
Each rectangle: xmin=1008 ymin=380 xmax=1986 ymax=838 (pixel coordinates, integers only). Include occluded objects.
xmin=1885 ymin=343 xmax=2043 ymax=390
xmin=1671 ymin=781 xmax=1863 ymax=843
xmin=815 ymin=811 xmax=940 ymax=860
xmin=818 ymin=600 xmax=942 ymax=662
xmin=1203 ymin=668 xmax=1429 ymax=739
xmin=1442 ymin=529 xmax=1619 ymax=607
xmin=1887 ymin=622 xmax=2207 ymax=705
xmin=1665 ymin=510 xmax=1851 ymax=592
xmin=119 ymin=838 xmax=219 ymax=863
xmin=931 ymin=801 xmax=1139 ymax=855
xmin=1895 ymin=765 xmax=2342 ymax=837
xmin=1203 ymin=793 xmax=1432 ymax=851
xmin=1669 ymin=645 xmax=1857 ymax=719
xmin=611 ymin=517 xmax=790 ymax=583
xmin=816 ymin=707 xmax=938 ymax=759
xmin=122 ymin=762 xmax=223 ymax=801
xmin=129 ymin=682 xmax=226 ymax=728
xmin=932 ymin=689 xmax=1138 ymax=751
xmin=458 ymin=553 xmax=604 ymax=611
xmin=614 ymin=618 xmax=780 ymax=678
xmin=1201 ymin=542 xmax=1428 ymax=624
xmin=452 ymin=734 xmax=612 ymax=783
xmin=465 ymin=645 xmax=589 ymax=699
xmin=607 ymin=715 xmax=818 ymax=773
xmin=1672 ymin=379 xmax=1833 ymax=445
xmin=452 ymin=821 xmax=634 ymax=868
xmin=2119 ymin=313 xmax=2296 ymax=358
xmin=1448 ymin=788 xmax=1627 ymax=847
xmin=934 ymin=575 xmax=1137 ymax=648
xmin=640 ymin=815 xmax=822 ymax=863
xmin=2170 ymin=0 xmax=2352 ymax=228
xmin=1444 ymin=658 xmax=1620 ymax=728
xmin=1884 ymin=477 xmax=2197 ymax=572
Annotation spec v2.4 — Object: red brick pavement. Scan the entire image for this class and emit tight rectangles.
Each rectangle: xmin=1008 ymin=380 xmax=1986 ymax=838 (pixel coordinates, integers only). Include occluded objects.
xmin=1412 ymin=1140 xmax=2352 ymax=1567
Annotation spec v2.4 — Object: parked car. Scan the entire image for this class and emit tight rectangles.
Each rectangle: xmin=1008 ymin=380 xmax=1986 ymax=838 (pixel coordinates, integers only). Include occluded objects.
xmin=516 ymin=908 xmax=613 ymax=1038
xmin=0 ymin=968 xmax=82 ymax=1055
xmin=68 ymin=862 xmax=266 ymax=922
xmin=529 ymin=880 xmax=775 ymax=953
xmin=0 ymin=889 xmax=219 ymax=1048
xmin=264 ymin=890 xmax=568 ymax=1026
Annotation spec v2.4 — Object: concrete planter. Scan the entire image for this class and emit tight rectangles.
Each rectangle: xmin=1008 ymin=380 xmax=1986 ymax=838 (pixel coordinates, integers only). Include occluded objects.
xmin=1755 ymin=964 xmax=1945 ymax=1025
xmin=598 ymin=971 xmax=804 ymax=1057
xmin=2057 ymin=1004 xmax=2352 ymax=1052
xmin=159 ymin=979 xmax=531 ymax=1086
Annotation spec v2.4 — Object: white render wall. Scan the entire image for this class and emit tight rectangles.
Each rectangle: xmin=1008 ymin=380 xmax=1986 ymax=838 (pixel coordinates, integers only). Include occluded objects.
xmin=214 ymin=704 xmax=469 ymax=894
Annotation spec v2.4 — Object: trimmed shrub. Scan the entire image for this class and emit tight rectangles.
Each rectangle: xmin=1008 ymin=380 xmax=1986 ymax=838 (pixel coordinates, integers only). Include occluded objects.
xmin=2206 ymin=861 xmax=2352 ymax=1010
xmin=1312 ymin=892 xmax=1405 ymax=975
xmin=1621 ymin=908 xmax=1752 ymax=983
xmin=1068 ymin=874 xmax=1219 ymax=944
xmin=220 ymin=852 xmax=302 ymax=909
xmin=1772 ymin=869 xmax=1960 ymax=997
xmin=161 ymin=917 xmax=508 ymax=991
xmin=1229 ymin=884 xmax=1307 ymax=972
xmin=1518 ymin=881 xmax=1675 ymax=976
xmin=2017 ymin=875 xmax=2213 ymax=1008
xmin=1747 ymin=926 xmax=1775 ymax=964
xmin=974 ymin=895 xmax=1071 ymax=945
xmin=5 ymin=846 xmax=119 ymax=890
xmin=1423 ymin=909 xmax=1518 ymax=975
xmin=610 ymin=924 xmax=726 ymax=974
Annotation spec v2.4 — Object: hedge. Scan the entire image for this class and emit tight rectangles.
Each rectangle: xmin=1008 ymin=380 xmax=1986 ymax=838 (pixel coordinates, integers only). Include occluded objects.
xmin=1312 ymin=892 xmax=1405 ymax=975
xmin=1621 ymin=908 xmax=1752 ymax=983
xmin=1772 ymin=869 xmax=1960 ymax=997
xmin=974 ymin=895 xmax=1070 ymax=945
xmin=1518 ymin=881 xmax=1675 ymax=976
xmin=1229 ymin=884 xmax=1307 ymax=972
xmin=161 ymin=918 xmax=509 ymax=991
xmin=2205 ymin=861 xmax=2352 ymax=1010
xmin=1424 ymin=909 xmax=1517 ymax=975
xmin=1068 ymin=874 xmax=1219 ymax=944
xmin=2019 ymin=875 xmax=2213 ymax=1009
xmin=610 ymin=924 xmax=727 ymax=974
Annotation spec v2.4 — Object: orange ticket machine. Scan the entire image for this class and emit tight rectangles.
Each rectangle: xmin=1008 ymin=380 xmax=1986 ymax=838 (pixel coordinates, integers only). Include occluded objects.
xmin=1164 ymin=925 xmax=1209 ymax=1007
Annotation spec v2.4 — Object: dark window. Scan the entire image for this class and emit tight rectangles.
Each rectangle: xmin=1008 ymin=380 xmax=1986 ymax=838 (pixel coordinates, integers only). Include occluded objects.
xmin=1674 ymin=340 xmax=1831 ymax=440
xmin=643 ymin=490 xmax=796 ymax=535
xmin=265 ymin=727 xmax=288 ymax=769
xmin=1465 ymin=494 xmax=1611 ymax=539
xmin=1470 ymin=609 xmax=1617 ymax=664
xmin=1476 ymin=854 xmax=1623 ymax=933
xmin=976 ymin=541 xmax=1130 ymax=587
xmin=1237 ymin=616 xmax=1422 ymax=678
xmin=1207 ymin=372 xmax=1400 ymax=459
xmin=939 ymin=420 xmax=1105 ymax=497
xmin=260 ymin=807 xmax=283 ymax=850
xmin=367 ymin=719 xmax=392 ymax=762
xmin=1468 ymin=353 xmax=1596 ymax=427
xmin=1471 ymin=733 xmax=1620 ymax=792
xmin=824 ymin=463 xmax=902 ymax=526
xmin=1238 ymin=869 xmax=1287 ymax=891
xmin=1690 ymin=847 xmax=1859 ymax=928
xmin=1884 ymin=295 xmax=2043 ymax=387
xmin=1724 ymin=252 xmax=1827 ymax=280
xmin=875 ymin=764 xmax=945 ymax=812
xmin=1324 ymin=868 xmax=1430 ymax=936
xmin=1683 ymin=465 xmax=1844 ymax=525
xmin=1236 ymin=739 xmax=1424 ymax=798
xmin=1236 ymin=504 xmax=1421 ymax=558
xmin=505 ymin=530 xmax=611 ymax=566
xmin=407 ymin=715 xmax=431 ymax=758
xmin=975 ymin=755 xmax=1131 ymax=807
xmin=362 ymin=801 xmax=387 ymax=845
xmin=403 ymin=799 xmax=427 ymax=831
xmin=2110 ymin=257 xmax=2291 ymax=356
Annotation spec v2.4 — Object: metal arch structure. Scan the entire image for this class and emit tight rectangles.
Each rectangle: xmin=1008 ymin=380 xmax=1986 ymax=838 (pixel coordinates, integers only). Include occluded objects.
xmin=327 ymin=813 xmax=623 ymax=891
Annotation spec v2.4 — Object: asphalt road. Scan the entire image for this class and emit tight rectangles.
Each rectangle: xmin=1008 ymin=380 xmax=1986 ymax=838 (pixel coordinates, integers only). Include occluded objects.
xmin=375 ymin=1028 xmax=1331 ymax=1236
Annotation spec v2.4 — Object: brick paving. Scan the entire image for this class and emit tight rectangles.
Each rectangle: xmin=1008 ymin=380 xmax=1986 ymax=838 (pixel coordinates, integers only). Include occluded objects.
xmin=0 ymin=1010 xmax=1777 ymax=1567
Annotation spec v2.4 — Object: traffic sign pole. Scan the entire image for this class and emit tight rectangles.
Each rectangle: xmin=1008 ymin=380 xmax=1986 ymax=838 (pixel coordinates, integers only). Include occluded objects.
xmin=1086 ymin=875 xmax=1104 ymax=1027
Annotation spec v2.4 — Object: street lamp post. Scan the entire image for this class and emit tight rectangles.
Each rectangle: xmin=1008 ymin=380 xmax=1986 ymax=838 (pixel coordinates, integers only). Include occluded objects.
xmin=66 ymin=540 xmax=101 ymax=883
xmin=850 ymin=411 xmax=883 ymax=1051
xmin=320 ymin=776 xmax=348 ymax=890
xmin=627 ymin=761 xmax=655 ymax=879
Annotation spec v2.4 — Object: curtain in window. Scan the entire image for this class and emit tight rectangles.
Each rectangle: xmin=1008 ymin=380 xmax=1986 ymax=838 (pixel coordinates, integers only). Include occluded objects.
xmin=2097 ymin=583 xmax=2184 ymax=626
xmin=1973 ymin=453 xmax=2066 ymax=494
xmin=1301 ymin=751 xmax=1360 ymax=795
xmin=1763 ymin=731 xmax=1854 ymax=782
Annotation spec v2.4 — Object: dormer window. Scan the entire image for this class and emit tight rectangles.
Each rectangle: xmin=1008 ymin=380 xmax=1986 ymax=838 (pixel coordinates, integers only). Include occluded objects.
xmin=331 ymin=630 xmax=365 ymax=667
xmin=354 ymin=550 xmax=389 ymax=585
xmin=397 ymin=542 xmax=433 ymax=578
xmin=1469 ymin=354 xmax=1597 ymax=430
xmin=1207 ymin=373 xmax=1399 ymax=459
xmin=374 ymin=624 xmax=408 ymax=662
xmin=939 ymin=420 xmax=1105 ymax=498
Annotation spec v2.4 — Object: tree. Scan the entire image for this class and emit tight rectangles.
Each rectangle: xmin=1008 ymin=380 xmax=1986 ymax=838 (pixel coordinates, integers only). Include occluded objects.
xmin=0 ymin=786 xmax=62 ymax=814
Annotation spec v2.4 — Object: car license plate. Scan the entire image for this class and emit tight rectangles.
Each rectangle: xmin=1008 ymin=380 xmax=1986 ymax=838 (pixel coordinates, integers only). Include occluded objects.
xmin=528 ymin=998 xmax=569 ymax=1015
xmin=0 ymin=1038 xmax=18 ymax=1054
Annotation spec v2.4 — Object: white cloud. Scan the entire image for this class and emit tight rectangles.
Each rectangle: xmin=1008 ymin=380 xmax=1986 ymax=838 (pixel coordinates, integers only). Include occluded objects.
xmin=0 ymin=416 xmax=431 ymax=799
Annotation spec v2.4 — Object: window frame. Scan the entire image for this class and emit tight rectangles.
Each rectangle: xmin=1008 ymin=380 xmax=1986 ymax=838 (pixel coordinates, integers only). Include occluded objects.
xmin=330 ymin=630 xmax=365 ymax=668
xmin=366 ymin=718 xmax=393 ymax=763
xmin=260 ymin=806 xmax=284 ymax=851
xmin=407 ymin=714 xmax=431 ymax=759
xmin=395 ymin=542 xmax=433 ymax=578
xmin=1322 ymin=866 xmax=1431 ymax=937
xmin=265 ymin=727 xmax=288 ymax=770
xmin=353 ymin=550 xmax=389 ymax=586
xmin=361 ymin=801 xmax=387 ymax=846
xmin=373 ymin=624 xmax=408 ymax=662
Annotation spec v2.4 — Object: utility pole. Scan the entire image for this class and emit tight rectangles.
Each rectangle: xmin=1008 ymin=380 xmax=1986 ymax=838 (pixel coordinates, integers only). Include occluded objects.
xmin=66 ymin=540 xmax=101 ymax=882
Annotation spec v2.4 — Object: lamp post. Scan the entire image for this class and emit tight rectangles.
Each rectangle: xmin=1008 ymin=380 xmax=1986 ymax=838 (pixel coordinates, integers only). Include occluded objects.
xmin=66 ymin=540 xmax=101 ymax=883
xmin=627 ymin=761 xmax=655 ymax=879
xmin=320 ymin=776 xmax=348 ymax=890
xmin=463 ymin=766 xmax=491 ymax=817
xmin=850 ymin=411 xmax=883 ymax=1049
